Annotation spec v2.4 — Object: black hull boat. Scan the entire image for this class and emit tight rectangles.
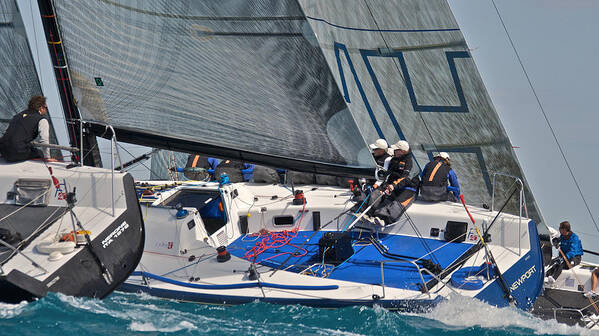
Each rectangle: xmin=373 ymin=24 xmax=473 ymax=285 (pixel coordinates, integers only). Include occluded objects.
xmin=531 ymin=234 xmax=599 ymax=329
xmin=0 ymin=159 xmax=144 ymax=303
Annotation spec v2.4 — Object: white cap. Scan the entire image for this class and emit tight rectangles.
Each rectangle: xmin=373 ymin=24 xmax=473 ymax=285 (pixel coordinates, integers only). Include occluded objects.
xmin=369 ymin=138 xmax=388 ymax=151
xmin=393 ymin=140 xmax=409 ymax=152
xmin=438 ymin=152 xmax=450 ymax=160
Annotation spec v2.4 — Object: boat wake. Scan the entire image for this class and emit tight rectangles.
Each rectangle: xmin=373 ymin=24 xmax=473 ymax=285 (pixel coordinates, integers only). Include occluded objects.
xmin=0 ymin=292 xmax=596 ymax=335
xmin=422 ymin=294 xmax=597 ymax=335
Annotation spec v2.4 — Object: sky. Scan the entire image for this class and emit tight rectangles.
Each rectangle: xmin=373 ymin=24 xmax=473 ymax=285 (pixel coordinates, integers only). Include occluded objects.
xmin=18 ymin=1 xmax=599 ymax=255
xmin=447 ymin=0 xmax=599 ymax=256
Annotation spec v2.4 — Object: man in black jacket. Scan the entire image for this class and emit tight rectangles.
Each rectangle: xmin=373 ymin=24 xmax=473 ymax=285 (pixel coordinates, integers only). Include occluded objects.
xmin=419 ymin=152 xmax=460 ymax=202
xmin=0 ymin=96 xmax=50 ymax=162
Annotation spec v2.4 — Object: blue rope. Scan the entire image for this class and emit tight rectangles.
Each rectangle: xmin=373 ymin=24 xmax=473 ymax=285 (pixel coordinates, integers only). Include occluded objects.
xmin=342 ymin=193 xmax=370 ymax=231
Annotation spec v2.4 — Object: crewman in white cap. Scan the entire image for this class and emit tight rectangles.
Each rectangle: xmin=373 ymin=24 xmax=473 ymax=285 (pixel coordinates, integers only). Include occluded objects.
xmin=368 ymin=138 xmax=390 ymax=167
xmin=386 ymin=140 xmax=412 ymax=185
xmin=419 ymin=152 xmax=460 ymax=202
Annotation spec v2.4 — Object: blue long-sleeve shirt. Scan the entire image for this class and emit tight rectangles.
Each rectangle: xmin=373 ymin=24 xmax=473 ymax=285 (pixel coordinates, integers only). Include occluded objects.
xmin=560 ymin=232 xmax=583 ymax=260
xmin=241 ymin=163 xmax=255 ymax=182
xmin=447 ymin=169 xmax=460 ymax=197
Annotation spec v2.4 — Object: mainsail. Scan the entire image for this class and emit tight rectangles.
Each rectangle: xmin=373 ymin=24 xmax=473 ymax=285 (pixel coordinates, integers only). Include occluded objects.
xmin=299 ymin=0 xmax=540 ymax=221
xmin=47 ymin=0 xmax=540 ymax=221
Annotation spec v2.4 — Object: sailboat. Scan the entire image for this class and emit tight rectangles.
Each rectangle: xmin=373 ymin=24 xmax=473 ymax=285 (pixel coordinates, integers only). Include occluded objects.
xmin=533 ymin=232 xmax=599 ymax=328
xmin=0 ymin=0 xmax=145 ymax=303
xmin=41 ymin=0 xmax=545 ymax=310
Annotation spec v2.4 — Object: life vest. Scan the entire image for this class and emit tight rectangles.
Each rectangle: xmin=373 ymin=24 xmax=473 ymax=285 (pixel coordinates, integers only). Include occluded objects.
xmin=214 ymin=159 xmax=244 ymax=183
xmin=421 ymin=158 xmax=451 ymax=187
xmin=387 ymin=153 xmax=412 ymax=181
xmin=0 ymin=109 xmax=44 ymax=162
xmin=420 ymin=158 xmax=453 ymax=201
xmin=184 ymin=154 xmax=211 ymax=180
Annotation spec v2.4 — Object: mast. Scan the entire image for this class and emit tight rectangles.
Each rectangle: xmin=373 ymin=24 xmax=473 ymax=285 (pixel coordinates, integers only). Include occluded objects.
xmin=37 ymin=0 xmax=101 ymax=167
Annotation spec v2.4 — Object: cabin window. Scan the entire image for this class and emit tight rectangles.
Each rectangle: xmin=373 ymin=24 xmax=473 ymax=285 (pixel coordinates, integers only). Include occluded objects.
xmin=162 ymin=190 xmax=219 ymax=211
xmin=14 ymin=179 xmax=51 ymax=206
xmin=162 ymin=190 xmax=225 ymax=235
xmin=273 ymin=216 xmax=294 ymax=226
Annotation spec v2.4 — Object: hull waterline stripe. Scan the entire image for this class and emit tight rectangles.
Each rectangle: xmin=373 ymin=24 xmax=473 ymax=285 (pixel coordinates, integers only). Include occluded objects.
xmin=131 ymin=271 xmax=339 ymax=290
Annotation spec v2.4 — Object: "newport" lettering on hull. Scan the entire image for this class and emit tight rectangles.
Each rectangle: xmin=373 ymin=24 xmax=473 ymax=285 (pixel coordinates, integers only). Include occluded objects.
xmin=509 ymin=265 xmax=536 ymax=291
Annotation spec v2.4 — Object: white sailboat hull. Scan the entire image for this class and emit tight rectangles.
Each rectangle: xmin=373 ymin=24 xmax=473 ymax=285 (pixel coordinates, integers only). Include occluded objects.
xmin=121 ymin=180 xmax=543 ymax=310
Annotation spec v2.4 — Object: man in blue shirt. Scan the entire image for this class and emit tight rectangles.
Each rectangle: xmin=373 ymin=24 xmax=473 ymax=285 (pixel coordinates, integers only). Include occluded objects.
xmin=546 ymin=221 xmax=583 ymax=282
xmin=419 ymin=152 xmax=460 ymax=202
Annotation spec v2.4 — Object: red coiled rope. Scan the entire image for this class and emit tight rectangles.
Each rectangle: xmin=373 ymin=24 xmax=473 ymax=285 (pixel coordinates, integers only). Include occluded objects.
xmin=243 ymin=200 xmax=307 ymax=262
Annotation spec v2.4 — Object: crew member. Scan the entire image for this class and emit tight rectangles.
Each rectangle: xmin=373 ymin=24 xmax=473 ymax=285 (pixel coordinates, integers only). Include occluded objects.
xmin=585 ymin=268 xmax=599 ymax=297
xmin=182 ymin=154 xmax=212 ymax=180
xmin=546 ymin=221 xmax=583 ymax=282
xmin=419 ymin=152 xmax=460 ymax=202
xmin=370 ymin=175 xmax=420 ymax=226
xmin=364 ymin=141 xmax=413 ymax=218
xmin=0 ymin=95 xmax=50 ymax=162
xmin=213 ymin=158 xmax=254 ymax=183
xmin=386 ymin=140 xmax=413 ymax=181
xmin=369 ymin=138 xmax=390 ymax=167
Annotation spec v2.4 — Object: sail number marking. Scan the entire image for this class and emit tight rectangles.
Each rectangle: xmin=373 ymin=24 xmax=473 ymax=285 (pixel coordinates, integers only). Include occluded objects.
xmin=102 ymin=221 xmax=129 ymax=248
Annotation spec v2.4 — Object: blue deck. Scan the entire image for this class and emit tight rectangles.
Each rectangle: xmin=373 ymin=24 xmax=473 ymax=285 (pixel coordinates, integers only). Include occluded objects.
xmin=229 ymin=231 xmax=473 ymax=291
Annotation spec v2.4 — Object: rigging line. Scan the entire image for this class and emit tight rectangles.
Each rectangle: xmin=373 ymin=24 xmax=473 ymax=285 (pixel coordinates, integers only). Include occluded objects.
xmin=491 ymin=0 xmax=598 ymax=233
xmin=403 ymin=211 xmax=441 ymax=266
xmin=362 ymin=0 xmax=439 ymax=153
xmin=1 ymin=206 xmax=67 ymax=263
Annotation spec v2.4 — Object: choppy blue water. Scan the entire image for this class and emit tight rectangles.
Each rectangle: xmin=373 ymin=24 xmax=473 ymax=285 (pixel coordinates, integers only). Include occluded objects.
xmin=0 ymin=291 xmax=595 ymax=336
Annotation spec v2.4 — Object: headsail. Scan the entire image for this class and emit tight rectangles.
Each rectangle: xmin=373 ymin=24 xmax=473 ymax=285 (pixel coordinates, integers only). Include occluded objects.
xmin=0 ymin=0 xmax=59 ymax=147
xmin=299 ymin=0 xmax=541 ymax=221
xmin=47 ymin=0 xmax=374 ymax=177
xmin=0 ymin=0 xmax=42 ymax=130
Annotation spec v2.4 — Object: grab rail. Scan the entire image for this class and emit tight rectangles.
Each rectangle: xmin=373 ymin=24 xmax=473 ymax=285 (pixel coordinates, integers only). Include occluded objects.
xmin=79 ymin=119 xmax=123 ymax=217
xmin=378 ymin=259 xmax=429 ymax=299
xmin=490 ymin=172 xmax=525 ymax=255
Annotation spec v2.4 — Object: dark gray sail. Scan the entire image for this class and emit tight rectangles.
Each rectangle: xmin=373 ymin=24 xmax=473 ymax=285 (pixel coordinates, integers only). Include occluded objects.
xmin=0 ymin=0 xmax=42 ymax=132
xmin=48 ymin=0 xmax=374 ymax=176
xmin=299 ymin=0 xmax=540 ymax=220
xmin=49 ymin=0 xmax=540 ymax=220
xmin=1 ymin=0 xmax=60 ymax=153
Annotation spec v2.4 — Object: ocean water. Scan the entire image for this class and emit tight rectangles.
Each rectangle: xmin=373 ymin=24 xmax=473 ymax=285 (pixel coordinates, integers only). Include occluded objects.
xmin=0 ymin=292 xmax=595 ymax=336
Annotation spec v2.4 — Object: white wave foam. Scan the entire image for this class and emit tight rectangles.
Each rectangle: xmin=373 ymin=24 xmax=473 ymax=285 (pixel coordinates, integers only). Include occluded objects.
xmin=129 ymin=320 xmax=197 ymax=332
xmin=58 ymin=293 xmax=222 ymax=332
xmin=0 ymin=301 xmax=28 ymax=318
xmin=423 ymin=294 xmax=598 ymax=335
